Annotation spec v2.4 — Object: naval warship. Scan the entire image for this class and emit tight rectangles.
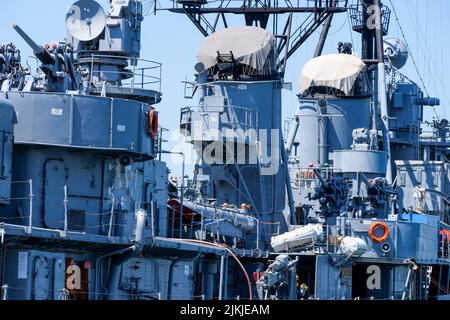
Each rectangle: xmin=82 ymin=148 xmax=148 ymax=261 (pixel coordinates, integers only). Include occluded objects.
xmin=0 ymin=0 xmax=448 ymax=301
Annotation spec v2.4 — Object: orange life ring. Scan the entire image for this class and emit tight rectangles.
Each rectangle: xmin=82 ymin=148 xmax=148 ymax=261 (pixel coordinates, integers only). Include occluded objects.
xmin=147 ymin=108 xmax=158 ymax=139
xmin=369 ymin=222 xmax=389 ymax=243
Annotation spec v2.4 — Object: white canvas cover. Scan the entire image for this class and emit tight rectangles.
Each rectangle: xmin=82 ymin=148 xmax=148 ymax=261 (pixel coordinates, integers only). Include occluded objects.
xmin=299 ymin=54 xmax=366 ymax=96
xmin=197 ymin=26 xmax=276 ymax=72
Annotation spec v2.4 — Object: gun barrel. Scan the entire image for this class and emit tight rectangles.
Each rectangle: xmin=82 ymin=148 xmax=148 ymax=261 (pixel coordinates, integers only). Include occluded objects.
xmin=12 ymin=23 xmax=55 ymax=65
xmin=313 ymin=169 xmax=328 ymax=188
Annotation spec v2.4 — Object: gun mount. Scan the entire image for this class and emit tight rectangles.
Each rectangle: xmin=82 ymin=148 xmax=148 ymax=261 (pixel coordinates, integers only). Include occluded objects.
xmin=0 ymin=43 xmax=28 ymax=91
xmin=12 ymin=24 xmax=78 ymax=93
xmin=12 ymin=24 xmax=55 ymax=66
xmin=66 ymin=0 xmax=162 ymax=103
xmin=256 ymin=254 xmax=298 ymax=300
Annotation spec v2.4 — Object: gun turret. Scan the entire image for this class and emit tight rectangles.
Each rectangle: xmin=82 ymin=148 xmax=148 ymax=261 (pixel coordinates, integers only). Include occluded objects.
xmin=12 ymin=23 xmax=79 ymax=93
xmin=12 ymin=24 xmax=55 ymax=65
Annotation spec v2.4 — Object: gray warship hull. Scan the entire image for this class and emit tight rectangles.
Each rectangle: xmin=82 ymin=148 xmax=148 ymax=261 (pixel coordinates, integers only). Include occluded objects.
xmin=0 ymin=0 xmax=448 ymax=301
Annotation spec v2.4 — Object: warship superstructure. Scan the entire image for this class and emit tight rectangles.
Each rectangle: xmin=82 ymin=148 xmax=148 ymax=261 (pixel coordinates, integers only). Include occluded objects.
xmin=0 ymin=0 xmax=226 ymax=300
xmin=0 ymin=0 xmax=448 ymax=301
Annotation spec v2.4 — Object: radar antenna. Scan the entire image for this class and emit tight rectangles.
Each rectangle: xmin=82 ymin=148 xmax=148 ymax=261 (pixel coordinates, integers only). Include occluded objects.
xmin=154 ymin=0 xmax=349 ymax=71
xmin=66 ymin=0 xmax=106 ymax=42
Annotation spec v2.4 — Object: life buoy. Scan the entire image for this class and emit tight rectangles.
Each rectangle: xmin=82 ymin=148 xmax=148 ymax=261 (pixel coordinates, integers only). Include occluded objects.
xmin=147 ymin=108 xmax=158 ymax=139
xmin=369 ymin=222 xmax=389 ymax=243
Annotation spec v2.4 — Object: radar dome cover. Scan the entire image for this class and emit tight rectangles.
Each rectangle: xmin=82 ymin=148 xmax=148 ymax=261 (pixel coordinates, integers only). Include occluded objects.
xmin=299 ymin=54 xmax=367 ymax=96
xmin=197 ymin=26 xmax=276 ymax=74
xmin=384 ymin=37 xmax=409 ymax=69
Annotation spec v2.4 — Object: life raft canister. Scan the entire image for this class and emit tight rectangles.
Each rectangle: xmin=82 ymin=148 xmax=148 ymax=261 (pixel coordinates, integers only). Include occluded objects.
xmin=369 ymin=222 xmax=390 ymax=243
xmin=147 ymin=108 xmax=158 ymax=139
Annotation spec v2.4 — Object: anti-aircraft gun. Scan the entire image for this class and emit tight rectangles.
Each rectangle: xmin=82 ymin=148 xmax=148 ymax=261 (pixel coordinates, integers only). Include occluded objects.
xmin=256 ymin=254 xmax=298 ymax=300
xmin=12 ymin=24 xmax=79 ymax=93
xmin=309 ymin=169 xmax=350 ymax=225
xmin=13 ymin=24 xmax=55 ymax=66
xmin=0 ymin=42 xmax=28 ymax=91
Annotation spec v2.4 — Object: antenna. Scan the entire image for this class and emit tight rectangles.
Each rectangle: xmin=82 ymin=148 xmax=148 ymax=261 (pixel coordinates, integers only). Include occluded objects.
xmin=156 ymin=1 xmax=349 ymax=72
xmin=66 ymin=0 xmax=106 ymax=42
xmin=384 ymin=38 xmax=409 ymax=70
xmin=194 ymin=62 xmax=206 ymax=74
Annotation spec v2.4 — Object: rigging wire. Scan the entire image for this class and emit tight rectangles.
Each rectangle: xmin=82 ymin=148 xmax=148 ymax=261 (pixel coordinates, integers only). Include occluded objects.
xmin=440 ymin=0 xmax=447 ymax=118
xmin=403 ymin=0 xmax=443 ymax=103
xmin=423 ymin=0 xmax=429 ymax=84
xmin=404 ymin=1 xmax=450 ymax=122
xmin=387 ymin=0 xmax=440 ymax=120
xmin=173 ymin=238 xmax=254 ymax=300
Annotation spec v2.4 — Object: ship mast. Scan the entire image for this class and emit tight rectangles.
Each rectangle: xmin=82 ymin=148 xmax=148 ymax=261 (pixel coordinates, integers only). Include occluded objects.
xmin=350 ymin=0 xmax=393 ymax=182
xmin=156 ymin=0 xmax=349 ymax=72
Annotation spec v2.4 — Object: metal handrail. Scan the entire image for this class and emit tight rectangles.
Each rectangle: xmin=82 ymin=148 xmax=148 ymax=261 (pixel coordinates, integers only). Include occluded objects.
xmin=181 ymin=105 xmax=258 ymax=132
xmin=349 ymin=0 xmax=391 ymax=34
xmin=3 ymin=182 xmax=150 ymax=239
xmin=79 ymin=54 xmax=162 ymax=93
xmin=289 ymin=166 xmax=340 ymax=186
xmin=10 ymin=180 xmax=33 ymax=234
xmin=169 ymin=0 xmax=349 ymax=9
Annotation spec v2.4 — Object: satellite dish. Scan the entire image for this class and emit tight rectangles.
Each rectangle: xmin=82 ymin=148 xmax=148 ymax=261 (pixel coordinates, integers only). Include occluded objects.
xmin=384 ymin=38 xmax=409 ymax=70
xmin=66 ymin=0 xmax=106 ymax=42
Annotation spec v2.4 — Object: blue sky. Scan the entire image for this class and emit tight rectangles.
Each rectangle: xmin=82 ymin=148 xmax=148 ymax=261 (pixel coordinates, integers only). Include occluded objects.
xmin=0 ymin=0 xmax=448 ymax=177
